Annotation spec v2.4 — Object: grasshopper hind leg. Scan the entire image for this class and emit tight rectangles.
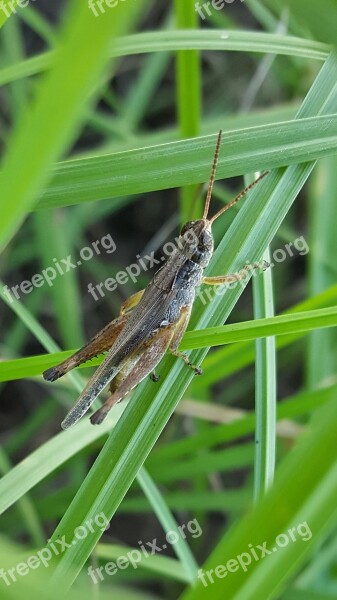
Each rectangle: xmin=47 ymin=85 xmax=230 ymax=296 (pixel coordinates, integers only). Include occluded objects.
xmin=43 ymin=313 xmax=129 ymax=382
xmin=90 ymin=305 xmax=200 ymax=426
xmin=169 ymin=305 xmax=202 ymax=375
xmin=90 ymin=325 xmax=176 ymax=425
xmin=44 ymin=289 xmax=146 ymax=383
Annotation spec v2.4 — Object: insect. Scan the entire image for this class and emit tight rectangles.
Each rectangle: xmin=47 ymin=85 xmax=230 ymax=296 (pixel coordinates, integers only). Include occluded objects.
xmin=43 ymin=130 xmax=268 ymax=429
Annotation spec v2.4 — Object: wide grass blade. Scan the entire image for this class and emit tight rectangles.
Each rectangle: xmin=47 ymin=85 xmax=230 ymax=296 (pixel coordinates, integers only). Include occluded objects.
xmin=34 ymin=114 xmax=337 ymax=210
xmin=283 ymin=0 xmax=337 ymax=46
xmin=0 ymin=0 xmax=147 ymax=252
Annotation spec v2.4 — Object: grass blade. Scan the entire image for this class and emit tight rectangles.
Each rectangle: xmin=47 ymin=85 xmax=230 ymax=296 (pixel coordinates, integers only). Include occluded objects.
xmin=174 ymin=0 xmax=202 ymax=221
xmin=0 ymin=0 xmax=146 ymax=252
xmin=3 ymin=305 xmax=337 ymax=382
xmin=0 ymin=29 xmax=328 ymax=88
xmin=253 ymin=245 xmax=276 ymax=501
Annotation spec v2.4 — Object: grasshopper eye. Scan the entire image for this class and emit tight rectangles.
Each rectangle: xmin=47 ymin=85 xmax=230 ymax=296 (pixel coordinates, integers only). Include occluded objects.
xmin=180 ymin=221 xmax=195 ymax=236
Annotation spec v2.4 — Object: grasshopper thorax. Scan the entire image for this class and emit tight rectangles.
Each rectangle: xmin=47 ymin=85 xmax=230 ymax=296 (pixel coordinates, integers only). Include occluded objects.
xmin=180 ymin=219 xmax=214 ymax=268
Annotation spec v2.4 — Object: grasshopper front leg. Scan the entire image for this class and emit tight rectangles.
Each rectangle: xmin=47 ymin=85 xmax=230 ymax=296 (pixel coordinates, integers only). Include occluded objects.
xmin=202 ymin=261 xmax=269 ymax=286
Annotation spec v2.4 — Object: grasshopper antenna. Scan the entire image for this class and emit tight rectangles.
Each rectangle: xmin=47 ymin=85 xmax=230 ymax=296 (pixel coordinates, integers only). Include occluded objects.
xmin=209 ymin=170 xmax=269 ymax=224
xmin=203 ymin=129 xmax=223 ymax=219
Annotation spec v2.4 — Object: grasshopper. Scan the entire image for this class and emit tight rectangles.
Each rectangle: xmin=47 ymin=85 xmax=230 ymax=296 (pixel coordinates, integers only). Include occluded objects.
xmin=43 ymin=130 xmax=268 ymax=429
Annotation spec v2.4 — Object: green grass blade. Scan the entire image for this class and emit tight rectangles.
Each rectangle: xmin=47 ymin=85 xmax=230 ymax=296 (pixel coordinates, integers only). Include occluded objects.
xmin=252 ymin=246 xmax=276 ymax=501
xmin=148 ymin=444 xmax=255 ymax=484
xmin=0 ymin=29 xmax=328 ymax=88
xmin=3 ymin=305 xmax=337 ymax=382
xmin=0 ymin=0 xmax=147 ymax=252
xmin=2 ymin=16 xmax=26 ymax=120
xmin=36 ymin=114 xmax=337 ymax=210
xmin=121 ymin=491 xmax=250 ymax=514
xmin=33 ymin=210 xmax=84 ymax=348
xmin=180 ymin=306 xmax=337 ymax=349
xmin=137 ymin=468 xmax=199 ymax=582
xmin=306 ymin=156 xmax=337 ymax=388
xmin=17 ymin=4 xmax=57 ymax=47
xmin=0 ymin=405 xmax=125 ymax=516
xmin=0 ymin=0 xmax=18 ymax=27
xmin=174 ymin=2 xmax=202 ymax=99
xmin=122 ymin=13 xmax=172 ymax=129
xmin=96 ymin=543 xmax=189 ymax=583
xmin=0 ymin=279 xmax=83 ymax=393
xmin=0 ymin=448 xmax=44 ymax=547
xmin=283 ymin=0 xmax=337 ymax=46
xmin=174 ymin=0 xmax=202 ymax=221
xmin=0 ymin=279 xmax=60 ymax=354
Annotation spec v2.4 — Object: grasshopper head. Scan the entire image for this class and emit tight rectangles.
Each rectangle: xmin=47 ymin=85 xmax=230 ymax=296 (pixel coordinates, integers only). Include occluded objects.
xmin=180 ymin=219 xmax=214 ymax=267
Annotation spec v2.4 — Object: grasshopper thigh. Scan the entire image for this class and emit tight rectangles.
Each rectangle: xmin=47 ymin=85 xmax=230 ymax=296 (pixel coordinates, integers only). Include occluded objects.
xmin=169 ymin=306 xmax=202 ymax=375
xmin=43 ymin=313 xmax=129 ymax=383
xmin=169 ymin=305 xmax=192 ymax=352
xmin=108 ymin=350 xmax=142 ymax=394
xmin=90 ymin=324 xmax=176 ymax=425
xmin=110 ymin=306 xmax=192 ymax=394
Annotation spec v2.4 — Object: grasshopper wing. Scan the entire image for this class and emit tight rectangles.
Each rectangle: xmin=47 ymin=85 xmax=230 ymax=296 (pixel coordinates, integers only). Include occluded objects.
xmin=61 ymin=353 xmax=122 ymax=429
xmin=61 ymin=284 xmax=176 ymax=429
